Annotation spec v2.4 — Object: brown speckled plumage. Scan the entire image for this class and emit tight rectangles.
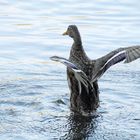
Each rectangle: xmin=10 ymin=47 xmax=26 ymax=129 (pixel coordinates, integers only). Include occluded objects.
xmin=66 ymin=25 xmax=99 ymax=114
xmin=51 ymin=25 xmax=140 ymax=115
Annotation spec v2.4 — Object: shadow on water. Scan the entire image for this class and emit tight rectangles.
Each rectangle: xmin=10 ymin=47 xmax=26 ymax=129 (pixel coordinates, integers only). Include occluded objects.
xmin=60 ymin=114 xmax=99 ymax=140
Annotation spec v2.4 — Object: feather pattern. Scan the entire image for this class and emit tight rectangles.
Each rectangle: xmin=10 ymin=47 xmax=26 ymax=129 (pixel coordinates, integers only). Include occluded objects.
xmin=92 ymin=51 xmax=126 ymax=82
xmin=50 ymin=56 xmax=92 ymax=94
xmin=92 ymin=46 xmax=140 ymax=82
xmin=125 ymin=47 xmax=140 ymax=63
xmin=50 ymin=56 xmax=78 ymax=70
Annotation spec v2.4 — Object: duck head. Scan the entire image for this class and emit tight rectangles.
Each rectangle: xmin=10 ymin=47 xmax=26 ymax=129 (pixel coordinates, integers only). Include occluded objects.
xmin=63 ymin=25 xmax=82 ymax=45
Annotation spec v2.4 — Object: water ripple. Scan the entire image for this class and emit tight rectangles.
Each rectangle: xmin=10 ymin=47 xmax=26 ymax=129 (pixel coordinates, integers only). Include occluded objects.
xmin=0 ymin=0 xmax=140 ymax=139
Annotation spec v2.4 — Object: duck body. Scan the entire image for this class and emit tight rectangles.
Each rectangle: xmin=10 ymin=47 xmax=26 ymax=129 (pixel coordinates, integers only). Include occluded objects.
xmin=68 ymin=49 xmax=99 ymax=114
xmin=51 ymin=25 xmax=140 ymax=115
xmin=65 ymin=26 xmax=99 ymax=114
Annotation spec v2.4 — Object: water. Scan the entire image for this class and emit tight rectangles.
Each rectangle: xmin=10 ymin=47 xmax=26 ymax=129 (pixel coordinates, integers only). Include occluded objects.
xmin=0 ymin=0 xmax=140 ymax=139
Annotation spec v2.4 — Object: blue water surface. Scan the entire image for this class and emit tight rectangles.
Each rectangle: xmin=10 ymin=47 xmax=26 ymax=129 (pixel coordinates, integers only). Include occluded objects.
xmin=0 ymin=0 xmax=140 ymax=139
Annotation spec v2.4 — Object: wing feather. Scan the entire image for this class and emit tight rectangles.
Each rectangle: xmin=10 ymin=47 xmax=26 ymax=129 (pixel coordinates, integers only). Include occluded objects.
xmin=93 ymin=46 xmax=140 ymax=82
xmin=125 ymin=47 xmax=140 ymax=63
xmin=92 ymin=51 xmax=126 ymax=82
xmin=50 ymin=56 xmax=92 ymax=94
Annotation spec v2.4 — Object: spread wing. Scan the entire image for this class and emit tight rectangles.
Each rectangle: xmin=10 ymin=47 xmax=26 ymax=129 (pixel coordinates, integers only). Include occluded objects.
xmin=50 ymin=56 xmax=92 ymax=94
xmin=92 ymin=46 xmax=140 ymax=82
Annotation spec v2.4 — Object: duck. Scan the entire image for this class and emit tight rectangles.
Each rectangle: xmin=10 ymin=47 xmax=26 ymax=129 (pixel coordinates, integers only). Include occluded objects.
xmin=50 ymin=25 xmax=140 ymax=116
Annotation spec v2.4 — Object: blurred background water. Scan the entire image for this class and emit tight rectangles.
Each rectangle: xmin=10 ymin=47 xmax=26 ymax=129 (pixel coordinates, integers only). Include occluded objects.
xmin=0 ymin=0 xmax=140 ymax=139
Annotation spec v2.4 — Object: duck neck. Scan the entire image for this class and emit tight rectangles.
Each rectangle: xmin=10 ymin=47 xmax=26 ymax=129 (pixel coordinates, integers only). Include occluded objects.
xmin=73 ymin=34 xmax=83 ymax=50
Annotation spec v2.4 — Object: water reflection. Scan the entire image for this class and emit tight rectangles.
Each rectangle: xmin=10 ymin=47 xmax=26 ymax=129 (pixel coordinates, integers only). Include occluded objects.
xmin=61 ymin=114 xmax=99 ymax=140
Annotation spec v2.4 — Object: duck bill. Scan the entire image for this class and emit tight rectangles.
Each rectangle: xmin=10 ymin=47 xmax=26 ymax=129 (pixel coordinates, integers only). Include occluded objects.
xmin=62 ymin=31 xmax=68 ymax=35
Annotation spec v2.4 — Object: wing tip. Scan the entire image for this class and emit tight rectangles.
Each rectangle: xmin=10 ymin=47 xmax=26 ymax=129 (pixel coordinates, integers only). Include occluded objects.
xmin=50 ymin=56 xmax=58 ymax=61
